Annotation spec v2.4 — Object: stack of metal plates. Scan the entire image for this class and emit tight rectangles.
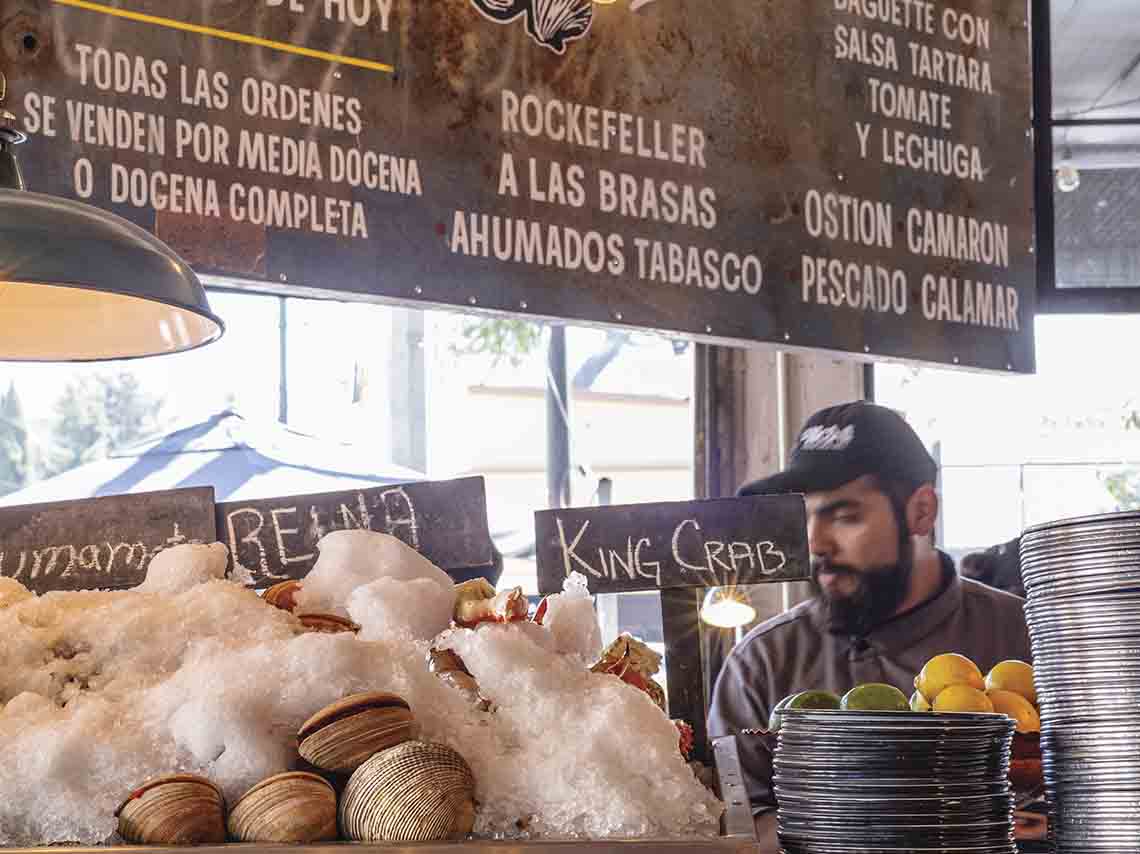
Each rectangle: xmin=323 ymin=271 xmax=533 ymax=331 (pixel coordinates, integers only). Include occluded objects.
xmin=1022 ymin=510 xmax=1140 ymax=852
xmin=773 ymin=709 xmax=1017 ymax=854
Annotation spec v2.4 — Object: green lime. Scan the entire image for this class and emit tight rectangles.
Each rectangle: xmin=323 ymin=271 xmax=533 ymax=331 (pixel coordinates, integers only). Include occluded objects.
xmin=910 ymin=690 xmax=932 ymax=712
xmin=767 ymin=693 xmax=797 ymax=732
xmin=787 ymin=690 xmax=842 ymax=711
xmin=842 ymin=683 xmax=910 ymax=711
xmin=768 ymin=690 xmax=841 ymax=731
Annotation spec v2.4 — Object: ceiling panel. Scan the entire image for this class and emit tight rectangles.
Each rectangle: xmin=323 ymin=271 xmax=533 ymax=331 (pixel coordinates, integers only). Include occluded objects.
xmin=1052 ymin=0 xmax=1140 ymax=120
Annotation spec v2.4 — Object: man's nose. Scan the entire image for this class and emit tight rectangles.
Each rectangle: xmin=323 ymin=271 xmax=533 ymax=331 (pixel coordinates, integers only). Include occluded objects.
xmin=807 ymin=517 xmax=834 ymax=559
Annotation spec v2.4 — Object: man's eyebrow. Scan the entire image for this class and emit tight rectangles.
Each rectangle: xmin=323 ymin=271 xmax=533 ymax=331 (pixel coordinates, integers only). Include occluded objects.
xmin=812 ymin=498 xmax=861 ymax=517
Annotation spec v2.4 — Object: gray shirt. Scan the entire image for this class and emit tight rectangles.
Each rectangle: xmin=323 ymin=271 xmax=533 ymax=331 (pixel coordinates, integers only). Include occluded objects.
xmin=707 ymin=556 xmax=1032 ymax=814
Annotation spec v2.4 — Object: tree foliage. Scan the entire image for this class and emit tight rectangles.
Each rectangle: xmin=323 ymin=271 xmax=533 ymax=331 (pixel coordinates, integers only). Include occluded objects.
xmin=451 ymin=317 xmax=543 ymax=367
xmin=43 ymin=372 xmax=165 ymax=478
xmin=0 ymin=382 xmax=28 ymax=495
xmin=1104 ymin=469 xmax=1140 ymax=511
xmin=1100 ymin=404 xmax=1140 ymax=510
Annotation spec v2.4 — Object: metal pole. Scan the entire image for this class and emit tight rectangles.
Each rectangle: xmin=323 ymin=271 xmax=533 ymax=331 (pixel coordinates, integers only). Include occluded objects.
xmin=277 ymin=297 xmax=288 ymax=424
xmin=598 ymin=477 xmax=613 ymax=506
xmin=776 ymin=352 xmax=793 ymax=612
xmin=545 ymin=325 xmax=572 ymax=509
xmin=776 ymin=352 xmax=792 ymax=473
xmin=1031 ymin=0 xmax=1057 ymax=308
xmin=390 ymin=310 xmax=428 ymax=472
xmin=1052 ymin=117 xmax=1140 ymax=127
xmin=933 ymin=440 xmax=944 ymax=547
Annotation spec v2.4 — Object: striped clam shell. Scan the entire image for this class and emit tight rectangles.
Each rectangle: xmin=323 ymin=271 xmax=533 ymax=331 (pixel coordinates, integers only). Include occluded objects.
xmin=227 ymin=771 xmax=337 ymax=843
xmin=115 ymin=774 xmax=226 ymax=845
xmin=298 ymin=692 xmax=418 ymax=774
xmin=262 ymin=580 xmax=303 ymax=612
xmin=297 ymin=612 xmax=360 ymax=634
xmin=339 ymin=740 xmax=476 ymax=842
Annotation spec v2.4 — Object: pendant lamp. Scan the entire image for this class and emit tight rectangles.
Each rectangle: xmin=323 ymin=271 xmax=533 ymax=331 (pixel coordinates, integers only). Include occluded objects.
xmin=699 ymin=585 xmax=756 ymax=629
xmin=0 ymin=73 xmax=223 ymax=361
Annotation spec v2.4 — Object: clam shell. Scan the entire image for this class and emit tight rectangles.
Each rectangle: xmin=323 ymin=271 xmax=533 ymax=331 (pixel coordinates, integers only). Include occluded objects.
xmin=296 ymin=757 xmax=351 ymax=798
xmin=339 ymin=740 xmax=476 ymax=842
xmin=115 ymin=774 xmax=226 ymax=845
xmin=299 ymin=692 xmax=418 ymax=774
xmin=297 ymin=612 xmax=360 ymax=634
xmin=263 ymin=580 xmax=302 ymax=612
xmin=227 ymin=771 xmax=337 ymax=843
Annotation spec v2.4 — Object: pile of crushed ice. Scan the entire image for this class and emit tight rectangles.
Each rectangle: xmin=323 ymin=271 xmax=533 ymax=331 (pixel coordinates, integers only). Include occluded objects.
xmin=0 ymin=531 xmax=722 ymax=845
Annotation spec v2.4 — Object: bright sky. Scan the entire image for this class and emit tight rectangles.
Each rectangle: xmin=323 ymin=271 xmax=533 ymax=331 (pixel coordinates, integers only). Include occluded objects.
xmin=877 ymin=314 xmax=1140 ymax=545
xmin=878 ymin=314 xmax=1140 ymax=464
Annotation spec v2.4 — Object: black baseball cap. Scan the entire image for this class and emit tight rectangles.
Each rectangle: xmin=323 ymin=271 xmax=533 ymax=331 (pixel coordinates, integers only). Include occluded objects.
xmin=739 ymin=401 xmax=937 ymax=497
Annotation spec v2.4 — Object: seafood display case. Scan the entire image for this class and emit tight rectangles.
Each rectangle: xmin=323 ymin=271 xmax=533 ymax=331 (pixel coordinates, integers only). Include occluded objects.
xmin=0 ymin=483 xmax=763 ymax=853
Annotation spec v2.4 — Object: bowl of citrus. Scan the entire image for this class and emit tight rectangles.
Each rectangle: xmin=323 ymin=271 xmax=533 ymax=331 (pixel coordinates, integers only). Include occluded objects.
xmin=912 ymin=653 xmax=1043 ymax=795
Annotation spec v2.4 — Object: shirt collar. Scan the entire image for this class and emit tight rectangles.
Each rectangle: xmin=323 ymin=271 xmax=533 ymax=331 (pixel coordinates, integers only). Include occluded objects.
xmin=806 ymin=552 xmax=962 ymax=652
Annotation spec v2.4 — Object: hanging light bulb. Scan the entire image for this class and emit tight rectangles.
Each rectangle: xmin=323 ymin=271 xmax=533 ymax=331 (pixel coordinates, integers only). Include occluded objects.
xmin=1055 ymin=147 xmax=1080 ymax=194
xmin=0 ymin=71 xmax=223 ymax=361
xmin=1055 ymin=163 xmax=1081 ymax=193
xmin=700 ymin=586 xmax=757 ymax=629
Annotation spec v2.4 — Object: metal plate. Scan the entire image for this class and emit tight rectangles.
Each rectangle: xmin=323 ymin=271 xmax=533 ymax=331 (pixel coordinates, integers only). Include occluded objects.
xmin=774 ymin=708 xmax=1015 ymax=853
xmin=1019 ymin=509 xmax=1140 ymax=847
xmin=1022 ymin=510 xmax=1140 ymax=538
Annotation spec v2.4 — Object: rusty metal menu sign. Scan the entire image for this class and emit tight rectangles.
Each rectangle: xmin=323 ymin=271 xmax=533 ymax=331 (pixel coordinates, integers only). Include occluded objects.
xmin=0 ymin=0 xmax=1034 ymax=371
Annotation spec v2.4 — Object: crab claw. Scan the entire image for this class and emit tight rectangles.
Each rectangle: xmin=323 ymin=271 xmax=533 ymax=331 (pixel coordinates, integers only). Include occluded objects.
xmin=674 ymin=720 xmax=694 ymax=759
xmin=533 ymin=595 xmax=552 ymax=625
xmin=455 ymin=584 xmax=530 ymax=627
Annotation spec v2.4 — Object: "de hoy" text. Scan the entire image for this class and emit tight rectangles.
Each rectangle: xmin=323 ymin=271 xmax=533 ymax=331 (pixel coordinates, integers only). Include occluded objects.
xmin=265 ymin=0 xmax=393 ymax=31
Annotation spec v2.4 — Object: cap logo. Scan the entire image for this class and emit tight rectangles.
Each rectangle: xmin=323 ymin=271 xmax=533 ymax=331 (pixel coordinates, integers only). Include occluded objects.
xmin=799 ymin=424 xmax=855 ymax=452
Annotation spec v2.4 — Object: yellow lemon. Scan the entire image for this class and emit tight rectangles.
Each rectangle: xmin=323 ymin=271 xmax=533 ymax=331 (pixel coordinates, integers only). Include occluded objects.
xmin=985 ymin=660 xmax=1037 ymax=706
xmin=910 ymin=690 xmax=932 ymax=712
xmin=986 ymin=689 xmax=1041 ymax=733
xmin=915 ymin=653 xmax=985 ymax=703
xmin=933 ymin=685 xmax=995 ymax=714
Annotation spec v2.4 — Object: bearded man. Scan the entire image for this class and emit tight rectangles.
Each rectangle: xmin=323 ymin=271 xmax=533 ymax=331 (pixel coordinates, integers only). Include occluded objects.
xmin=707 ymin=401 xmax=1033 ymax=847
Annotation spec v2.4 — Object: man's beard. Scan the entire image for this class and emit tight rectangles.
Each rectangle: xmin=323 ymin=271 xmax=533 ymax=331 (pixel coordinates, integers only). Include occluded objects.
xmin=810 ymin=540 xmax=914 ymax=637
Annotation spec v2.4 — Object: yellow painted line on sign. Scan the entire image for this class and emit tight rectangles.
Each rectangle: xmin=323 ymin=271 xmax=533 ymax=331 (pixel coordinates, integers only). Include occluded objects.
xmin=51 ymin=0 xmax=396 ymax=74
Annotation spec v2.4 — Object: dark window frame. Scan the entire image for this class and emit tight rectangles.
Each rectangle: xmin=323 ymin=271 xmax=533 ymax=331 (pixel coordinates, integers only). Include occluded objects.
xmin=1035 ymin=0 xmax=1140 ymax=314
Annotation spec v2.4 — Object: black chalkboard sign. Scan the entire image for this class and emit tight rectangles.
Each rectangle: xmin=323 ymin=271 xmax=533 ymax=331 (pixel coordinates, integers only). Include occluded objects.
xmin=215 ymin=476 xmax=492 ymax=588
xmin=0 ymin=487 xmax=217 ymax=594
xmin=534 ymin=494 xmax=809 ymax=596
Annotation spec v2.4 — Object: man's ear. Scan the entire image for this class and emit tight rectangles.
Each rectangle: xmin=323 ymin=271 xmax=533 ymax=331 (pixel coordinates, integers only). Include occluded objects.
xmin=906 ymin=484 xmax=939 ymax=538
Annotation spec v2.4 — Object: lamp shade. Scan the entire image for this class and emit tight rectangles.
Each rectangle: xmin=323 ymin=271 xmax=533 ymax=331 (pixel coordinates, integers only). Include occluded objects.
xmin=0 ymin=189 xmax=223 ymax=361
xmin=700 ymin=586 xmax=757 ymax=629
